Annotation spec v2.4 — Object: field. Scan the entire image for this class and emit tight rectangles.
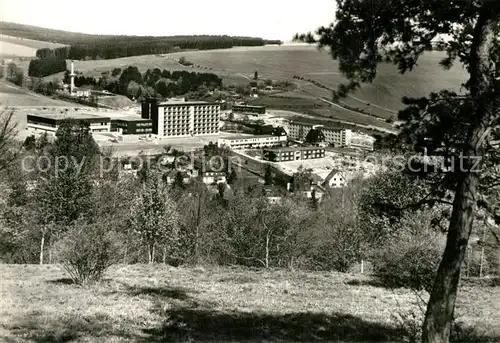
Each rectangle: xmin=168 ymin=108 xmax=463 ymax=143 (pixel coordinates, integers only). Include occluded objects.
xmin=1 ymin=264 xmax=499 ymax=343
xmin=0 ymin=81 xmax=78 ymax=107
xmin=0 ymin=41 xmax=37 ymax=58
xmin=0 ymin=34 xmax=67 ymax=57
xmin=42 ymin=45 xmax=468 ymax=125
xmin=43 ymin=55 xmax=252 ymax=87
xmin=249 ymin=96 xmax=395 ymax=131
xmin=168 ymin=45 xmax=468 ymax=113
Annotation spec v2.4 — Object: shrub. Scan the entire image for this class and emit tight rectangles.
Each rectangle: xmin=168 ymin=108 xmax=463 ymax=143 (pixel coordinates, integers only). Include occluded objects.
xmin=55 ymin=220 xmax=120 ymax=285
xmin=178 ymin=56 xmax=193 ymax=66
xmin=392 ymin=307 xmax=424 ymax=343
xmin=372 ymin=213 xmax=445 ymax=292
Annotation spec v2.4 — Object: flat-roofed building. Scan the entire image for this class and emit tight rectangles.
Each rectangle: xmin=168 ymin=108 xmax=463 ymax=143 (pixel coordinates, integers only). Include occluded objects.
xmin=111 ymin=117 xmax=153 ymax=135
xmin=263 ymin=146 xmax=326 ymax=162
xmin=27 ymin=113 xmax=111 ymax=135
xmin=349 ymin=131 xmax=376 ymax=151
xmin=287 ymin=121 xmax=374 ymax=151
xmin=232 ymin=104 xmax=266 ymax=116
xmin=142 ymin=98 xmax=220 ymax=137
xmin=218 ymin=135 xmax=287 ymax=150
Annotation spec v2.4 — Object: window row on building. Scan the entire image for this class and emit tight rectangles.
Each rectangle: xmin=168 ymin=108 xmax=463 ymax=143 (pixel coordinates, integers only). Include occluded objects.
xmin=287 ymin=122 xmax=375 ymax=151
xmin=26 ymin=113 xmax=113 ymax=135
xmin=142 ymin=100 xmax=221 ymax=137
xmin=263 ymin=147 xmax=326 ymax=162
xmin=218 ymin=135 xmax=287 ymax=150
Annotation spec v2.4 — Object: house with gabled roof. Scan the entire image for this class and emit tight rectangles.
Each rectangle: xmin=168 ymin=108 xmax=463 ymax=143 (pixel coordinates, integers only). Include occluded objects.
xmin=323 ymin=169 xmax=347 ymax=189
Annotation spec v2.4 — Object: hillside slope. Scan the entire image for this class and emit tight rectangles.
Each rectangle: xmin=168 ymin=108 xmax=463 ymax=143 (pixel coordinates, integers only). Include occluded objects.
xmin=167 ymin=46 xmax=468 ymax=112
xmin=0 ymin=21 xmax=282 ymax=60
xmin=52 ymin=45 xmax=468 ymax=119
xmin=0 ymin=80 xmax=80 ymax=107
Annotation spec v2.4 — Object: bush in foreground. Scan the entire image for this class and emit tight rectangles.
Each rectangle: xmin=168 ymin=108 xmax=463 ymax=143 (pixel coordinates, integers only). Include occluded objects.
xmin=54 ymin=220 xmax=120 ymax=285
xmin=372 ymin=212 xmax=445 ymax=292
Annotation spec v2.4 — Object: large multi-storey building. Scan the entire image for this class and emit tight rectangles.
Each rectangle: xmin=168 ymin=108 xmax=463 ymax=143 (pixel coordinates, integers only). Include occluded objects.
xmin=218 ymin=135 xmax=287 ymax=150
xmin=263 ymin=147 xmax=326 ymax=162
xmin=27 ymin=113 xmax=111 ymax=135
xmin=142 ymin=99 xmax=220 ymax=137
xmin=287 ymin=121 xmax=375 ymax=151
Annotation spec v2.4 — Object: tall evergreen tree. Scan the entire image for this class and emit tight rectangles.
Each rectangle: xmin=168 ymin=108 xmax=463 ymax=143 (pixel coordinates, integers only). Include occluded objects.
xmin=264 ymin=164 xmax=274 ymax=186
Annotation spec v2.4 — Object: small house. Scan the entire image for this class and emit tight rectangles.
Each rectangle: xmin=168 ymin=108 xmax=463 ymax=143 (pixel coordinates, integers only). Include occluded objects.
xmin=323 ymin=169 xmax=347 ymax=188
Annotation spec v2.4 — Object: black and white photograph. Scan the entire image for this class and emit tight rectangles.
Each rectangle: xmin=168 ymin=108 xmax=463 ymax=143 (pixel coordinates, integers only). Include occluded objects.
xmin=0 ymin=1 xmax=499 ymax=342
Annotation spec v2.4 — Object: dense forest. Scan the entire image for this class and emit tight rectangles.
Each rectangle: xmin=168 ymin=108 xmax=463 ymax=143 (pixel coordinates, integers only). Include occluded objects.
xmin=28 ymin=57 xmax=66 ymax=77
xmin=36 ymin=46 xmax=71 ymax=59
xmin=1 ymin=22 xmax=283 ymax=60
xmin=61 ymin=66 xmax=223 ymax=99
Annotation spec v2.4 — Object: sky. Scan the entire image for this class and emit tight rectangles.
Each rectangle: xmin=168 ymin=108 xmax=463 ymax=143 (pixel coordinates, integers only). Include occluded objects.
xmin=0 ymin=0 xmax=336 ymax=41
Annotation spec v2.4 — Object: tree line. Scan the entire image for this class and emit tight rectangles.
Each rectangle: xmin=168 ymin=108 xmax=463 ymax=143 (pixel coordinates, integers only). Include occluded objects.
xmin=61 ymin=66 xmax=223 ymax=100
xmin=0 ymin=22 xmax=282 ymax=61
xmin=36 ymin=46 xmax=71 ymax=59
xmin=28 ymin=57 xmax=66 ymax=77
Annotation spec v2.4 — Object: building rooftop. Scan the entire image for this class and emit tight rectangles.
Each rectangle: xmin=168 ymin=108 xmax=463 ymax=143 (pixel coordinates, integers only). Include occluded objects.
xmin=112 ymin=117 xmax=152 ymax=122
xmin=264 ymin=146 xmax=326 ymax=152
xmin=322 ymin=169 xmax=345 ymax=187
xmin=233 ymin=104 xmax=266 ymax=108
xmin=289 ymin=120 xmax=344 ymax=131
xmin=28 ymin=112 xmax=111 ymax=121
xmin=220 ymin=134 xmax=281 ymax=141
xmin=305 ymin=129 xmax=326 ymax=143
xmin=158 ymin=100 xmax=217 ymax=106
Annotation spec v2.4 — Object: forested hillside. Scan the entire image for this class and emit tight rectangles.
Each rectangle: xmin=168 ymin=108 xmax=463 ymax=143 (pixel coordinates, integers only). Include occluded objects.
xmin=0 ymin=21 xmax=282 ymax=60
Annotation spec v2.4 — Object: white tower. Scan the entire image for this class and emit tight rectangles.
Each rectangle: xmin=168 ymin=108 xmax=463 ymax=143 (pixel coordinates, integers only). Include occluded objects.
xmin=70 ymin=60 xmax=75 ymax=94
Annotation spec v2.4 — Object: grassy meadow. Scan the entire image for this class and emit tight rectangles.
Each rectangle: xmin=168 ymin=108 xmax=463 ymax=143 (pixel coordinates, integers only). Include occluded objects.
xmin=249 ymin=95 xmax=395 ymax=131
xmin=1 ymin=264 xmax=499 ymax=343
xmin=169 ymin=45 xmax=468 ymax=111
xmin=0 ymin=34 xmax=67 ymax=57
xmin=41 ymin=45 xmax=468 ymax=124
xmin=0 ymin=81 xmax=76 ymax=107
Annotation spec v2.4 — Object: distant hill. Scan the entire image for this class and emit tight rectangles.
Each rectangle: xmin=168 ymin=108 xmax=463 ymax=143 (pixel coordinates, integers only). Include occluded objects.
xmin=42 ymin=45 xmax=467 ymax=127
xmin=0 ymin=34 xmax=68 ymax=57
xmin=0 ymin=21 xmax=283 ymax=60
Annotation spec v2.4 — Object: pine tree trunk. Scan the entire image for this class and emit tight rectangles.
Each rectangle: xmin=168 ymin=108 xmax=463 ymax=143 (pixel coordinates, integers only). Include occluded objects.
xmin=421 ymin=171 xmax=479 ymax=343
xmin=422 ymin=5 xmax=500 ymax=343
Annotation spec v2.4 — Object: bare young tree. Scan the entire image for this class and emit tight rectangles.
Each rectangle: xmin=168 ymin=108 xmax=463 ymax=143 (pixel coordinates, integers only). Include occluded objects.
xmin=0 ymin=108 xmax=18 ymax=173
xmin=130 ymin=175 xmax=180 ymax=264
